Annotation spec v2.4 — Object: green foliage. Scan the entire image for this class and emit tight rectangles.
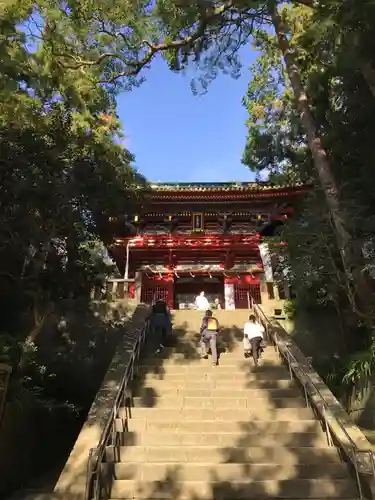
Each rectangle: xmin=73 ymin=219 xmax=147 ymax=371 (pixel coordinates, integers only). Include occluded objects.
xmin=314 ymin=355 xmax=351 ymax=402
xmin=241 ymin=1 xmax=375 ymax=394
xmin=283 ymin=299 xmax=297 ymax=320
xmin=241 ymin=19 xmax=310 ymax=182
xmin=11 ymin=1 xmax=267 ymax=94
xmin=344 ymin=337 xmax=375 ymax=385
xmin=0 ymin=2 xmax=148 ymax=424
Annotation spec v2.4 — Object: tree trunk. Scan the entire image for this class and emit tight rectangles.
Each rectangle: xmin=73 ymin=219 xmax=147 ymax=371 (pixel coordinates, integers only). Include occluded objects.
xmin=360 ymin=61 xmax=375 ymax=100
xmin=271 ymin=5 xmax=373 ymax=316
xmin=18 ymin=297 xmax=54 ymax=368
xmin=347 ymin=32 xmax=375 ymax=100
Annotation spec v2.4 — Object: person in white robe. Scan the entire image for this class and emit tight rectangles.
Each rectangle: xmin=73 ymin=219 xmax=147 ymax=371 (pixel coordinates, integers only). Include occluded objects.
xmin=195 ymin=291 xmax=210 ymax=310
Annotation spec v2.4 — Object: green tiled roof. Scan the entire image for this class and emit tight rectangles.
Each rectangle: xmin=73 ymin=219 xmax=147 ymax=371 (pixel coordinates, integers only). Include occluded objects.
xmin=149 ymin=181 xmax=306 ymax=192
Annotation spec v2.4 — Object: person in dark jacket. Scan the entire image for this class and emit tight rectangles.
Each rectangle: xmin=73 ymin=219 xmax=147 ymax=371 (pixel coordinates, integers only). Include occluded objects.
xmin=149 ymin=299 xmax=172 ymax=353
xmin=200 ymin=310 xmax=220 ymax=366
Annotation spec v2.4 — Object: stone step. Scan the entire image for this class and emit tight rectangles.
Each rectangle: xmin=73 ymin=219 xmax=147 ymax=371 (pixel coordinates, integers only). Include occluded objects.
xmin=109 ymin=478 xmax=357 ymax=499
xmin=143 ymin=335 xmax=259 ymax=342
xmin=167 ymin=332 xmax=250 ymax=339
xmin=113 ymin=461 xmax=348 ymax=481
xmin=121 ymin=430 xmax=329 ymax=447
xmin=130 ymin=396 xmax=306 ymax=410
xmin=140 ymin=345 xmax=276 ymax=355
xmin=140 ymin=358 xmax=280 ymax=365
xmin=17 ymin=493 xmax=359 ymax=500
xmin=141 ymin=346 xmax=271 ymax=354
xmin=137 ymin=359 xmax=282 ymax=370
xmin=139 ymin=351 xmax=278 ymax=361
xmin=139 ymin=357 xmax=279 ymax=366
xmin=128 ymin=419 xmax=323 ymax=434
xmin=110 ymin=498 xmax=359 ymax=500
xmin=108 ymin=445 xmax=340 ymax=464
xmin=137 ymin=370 xmax=291 ymax=382
xmin=132 ymin=387 xmax=300 ymax=399
xmin=138 ymin=359 xmax=282 ymax=368
xmin=170 ymin=324 xmax=252 ymax=331
xmin=131 ymin=379 xmax=296 ymax=390
xmin=166 ymin=332 xmax=248 ymax=338
xmin=121 ymin=407 xmax=313 ymax=421
xmin=136 ymin=369 xmax=289 ymax=380
xmin=142 ymin=342 xmax=273 ymax=350
xmin=144 ymin=334 xmax=266 ymax=342
xmin=137 ymin=354 xmax=282 ymax=372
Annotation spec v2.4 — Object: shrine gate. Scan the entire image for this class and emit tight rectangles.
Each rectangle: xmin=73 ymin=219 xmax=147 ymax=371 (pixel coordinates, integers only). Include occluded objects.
xmin=109 ymin=182 xmax=308 ymax=309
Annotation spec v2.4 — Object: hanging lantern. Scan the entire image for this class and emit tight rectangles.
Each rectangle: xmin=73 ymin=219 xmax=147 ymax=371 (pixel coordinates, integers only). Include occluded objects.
xmin=134 ymin=215 xmax=139 ymax=222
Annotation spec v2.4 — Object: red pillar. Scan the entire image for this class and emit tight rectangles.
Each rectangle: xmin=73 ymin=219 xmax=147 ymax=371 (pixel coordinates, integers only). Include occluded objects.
xmin=165 ymin=273 xmax=175 ymax=310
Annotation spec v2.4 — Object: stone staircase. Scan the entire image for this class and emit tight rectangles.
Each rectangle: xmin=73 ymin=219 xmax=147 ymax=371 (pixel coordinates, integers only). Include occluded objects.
xmin=104 ymin=310 xmax=360 ymax=499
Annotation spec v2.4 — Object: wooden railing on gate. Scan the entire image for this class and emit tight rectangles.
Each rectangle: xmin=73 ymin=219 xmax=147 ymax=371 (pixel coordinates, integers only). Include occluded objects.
xmin=91 ymin=279 xmax=135 ymax=301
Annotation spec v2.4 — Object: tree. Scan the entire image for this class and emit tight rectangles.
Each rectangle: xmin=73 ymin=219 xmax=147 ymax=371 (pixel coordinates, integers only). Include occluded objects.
xmin=242 ymin=1 xmax=375 ymax=390
xmin=0 ymin=9 xmax=153 ymax=491
xmin=0 ymin=6 xmax=147 ymax=379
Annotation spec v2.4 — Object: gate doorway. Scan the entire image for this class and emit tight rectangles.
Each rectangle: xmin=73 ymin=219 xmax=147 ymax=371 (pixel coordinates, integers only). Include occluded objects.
xmin=234 ymin=283 xmax=261 ymax=308
xmin=141 ymin=284 xmax=169 ymax=304
xmin=174 ymin=274 xmax=224 ymax=309
xmin=141 ymin=274 xmax=174 ymax=308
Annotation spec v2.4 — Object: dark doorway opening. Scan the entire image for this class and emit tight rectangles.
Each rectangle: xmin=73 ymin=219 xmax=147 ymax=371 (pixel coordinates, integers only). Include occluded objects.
xmin=174 ymin=274 xmax=224 ymax=309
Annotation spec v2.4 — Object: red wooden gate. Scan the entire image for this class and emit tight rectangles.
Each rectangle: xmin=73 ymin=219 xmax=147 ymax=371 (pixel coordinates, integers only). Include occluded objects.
xmin=234 ymin=284 xmax=262 ymax=308
xmin=141 ymin=274 xmax=174 ymax=309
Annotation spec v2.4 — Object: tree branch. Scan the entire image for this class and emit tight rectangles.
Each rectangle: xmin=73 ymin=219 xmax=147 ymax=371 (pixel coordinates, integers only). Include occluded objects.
xmin=53 ymin=1 xmax=236 ymax=82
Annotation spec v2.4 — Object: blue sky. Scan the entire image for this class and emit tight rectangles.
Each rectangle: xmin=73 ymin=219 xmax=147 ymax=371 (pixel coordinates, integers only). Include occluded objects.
xmin=117 ymin=47 xmax=257 ymax=183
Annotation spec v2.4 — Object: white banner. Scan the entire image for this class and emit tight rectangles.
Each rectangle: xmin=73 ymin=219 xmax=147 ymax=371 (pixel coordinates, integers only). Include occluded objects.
xmin=224 ymin=284 xmax=235 ymax=310
xmin=259 ymin=242 xmax=274 ymax=282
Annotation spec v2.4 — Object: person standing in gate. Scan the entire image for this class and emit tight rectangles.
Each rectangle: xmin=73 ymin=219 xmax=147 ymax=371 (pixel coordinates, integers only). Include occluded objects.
xmin=243 ymin=314 xmax=265 ymax=366
xmin=200 ymin=309 xmax=220 ymax=366
xmin=195 ymin=291 xmax=210 ymax=310
xmin=212 ymin=297 xmax=222 ymax=310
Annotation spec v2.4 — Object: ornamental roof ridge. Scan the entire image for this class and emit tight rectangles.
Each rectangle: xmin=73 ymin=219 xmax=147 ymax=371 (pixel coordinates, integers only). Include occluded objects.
xmin=149 ymin=181 xmax=306 ymax=192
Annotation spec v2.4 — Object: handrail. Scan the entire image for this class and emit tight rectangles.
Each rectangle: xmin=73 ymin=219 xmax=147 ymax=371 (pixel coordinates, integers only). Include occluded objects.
xmin=0 ymin=363 xmax=12 ymax=429
xmin=85 ymin=319 xmax=150 ymax=500
xmin=254 ymin=304 xmax=375 ymax=499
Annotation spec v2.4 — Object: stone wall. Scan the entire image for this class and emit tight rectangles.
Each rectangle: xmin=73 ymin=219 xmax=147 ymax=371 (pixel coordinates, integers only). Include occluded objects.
xmin=52 ymin=303 xmax=150 ymax=500
xmin=1 ymin=301 xmax=149 ymax=500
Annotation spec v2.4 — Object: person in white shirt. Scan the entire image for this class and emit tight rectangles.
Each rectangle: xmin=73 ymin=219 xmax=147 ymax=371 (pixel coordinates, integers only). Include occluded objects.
xmin=243 ymin=314 xmax=265 ymax=366
xmin=195 ymin=291 xmax=210 ymax=310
